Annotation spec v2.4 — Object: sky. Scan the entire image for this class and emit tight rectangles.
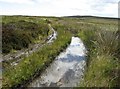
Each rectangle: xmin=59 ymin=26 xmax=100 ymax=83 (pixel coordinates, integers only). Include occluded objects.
xmin=0 ymin=0 xmax=119 ymax=17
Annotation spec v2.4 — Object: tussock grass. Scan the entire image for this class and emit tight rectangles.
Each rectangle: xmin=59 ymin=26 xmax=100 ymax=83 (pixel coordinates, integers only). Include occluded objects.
xmin=95 ymin=30 xmax=119 ymax=56
xmin=79 ymin=28 xmax=119 ymax=87
xmin=80 ymin=54 xmax=119 ymax=87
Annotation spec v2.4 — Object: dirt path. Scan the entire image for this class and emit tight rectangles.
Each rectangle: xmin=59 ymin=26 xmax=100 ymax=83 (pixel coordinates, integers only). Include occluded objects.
xmin=2 ymin=24 xmax=57 ymax=66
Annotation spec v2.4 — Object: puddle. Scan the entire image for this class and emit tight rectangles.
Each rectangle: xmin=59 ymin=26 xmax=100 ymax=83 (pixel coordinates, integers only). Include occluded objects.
xmin=28 ymin=37 xmax=87 ymax=87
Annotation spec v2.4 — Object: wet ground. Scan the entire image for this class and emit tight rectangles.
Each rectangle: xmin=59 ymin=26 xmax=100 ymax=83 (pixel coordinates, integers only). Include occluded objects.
xmin=1 ymin=24 xmax=57 ymax=88
xmin=28 ymin=37 xmax=87 ymax=87
xmin=2 ymin=24 xmax=57 ymax=66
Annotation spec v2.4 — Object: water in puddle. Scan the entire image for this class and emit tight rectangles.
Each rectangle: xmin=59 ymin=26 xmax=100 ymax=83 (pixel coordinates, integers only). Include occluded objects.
xmin=28 ymin=37 xmax=87 ymax=87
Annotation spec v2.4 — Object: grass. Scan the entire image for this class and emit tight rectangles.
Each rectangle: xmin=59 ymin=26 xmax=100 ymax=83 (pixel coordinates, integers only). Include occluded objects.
xmin=54 ymin=16 xmax=119 ymax=87
xmin=2 ymin=16 xmax=119 ymax=88
xmin=80 ymin=55 xmax=119 ymax=87
xmin=78 ymin=28 xmax=119 ymax=87
xmin=2 ymin=24 xmax=72 ymax=88
xmin=49 ymin=17 xmax=119 ymax=87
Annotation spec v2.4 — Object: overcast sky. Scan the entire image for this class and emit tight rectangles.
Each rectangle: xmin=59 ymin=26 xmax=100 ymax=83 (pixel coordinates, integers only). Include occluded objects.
xmin=0 ymin=0 xmax=119 ymax=17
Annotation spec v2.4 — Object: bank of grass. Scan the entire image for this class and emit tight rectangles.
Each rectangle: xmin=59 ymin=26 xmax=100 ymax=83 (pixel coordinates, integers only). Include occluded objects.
xmin=2 ymin=16 xmax=50 ymax=54
xmin=78 ymin=29 xmax=120 ymax=87
xmin=2 ymin=25 xmax=72 ymax=88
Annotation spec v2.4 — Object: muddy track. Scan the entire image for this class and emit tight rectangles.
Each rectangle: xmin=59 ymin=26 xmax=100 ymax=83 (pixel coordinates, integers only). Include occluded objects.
xmin=2 ymin=24 xmax=57 ymax=66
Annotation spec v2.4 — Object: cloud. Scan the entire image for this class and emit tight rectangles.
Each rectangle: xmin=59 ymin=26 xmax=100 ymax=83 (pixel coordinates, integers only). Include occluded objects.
xmin=0 ymin=0 xmax=119 ymax=17
xmin=0 ymin=0 xmax=35 ymax=4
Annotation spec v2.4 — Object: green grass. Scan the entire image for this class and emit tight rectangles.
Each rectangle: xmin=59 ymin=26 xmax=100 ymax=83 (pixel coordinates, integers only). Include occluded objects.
xmin=80 ymin=55 xmax=119 ymax=87
xmin=78 ymin=28 xmax=119 ymax=87
xmin=2 ymin=24 xmax=72 ymax=88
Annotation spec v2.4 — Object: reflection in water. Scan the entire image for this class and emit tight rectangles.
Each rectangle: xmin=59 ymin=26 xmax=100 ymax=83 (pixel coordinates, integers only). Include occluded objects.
xmin=60 ymin=54 xmax=85 ymax=62
xmin=28 ymin=37 xmax=87 ymax=87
